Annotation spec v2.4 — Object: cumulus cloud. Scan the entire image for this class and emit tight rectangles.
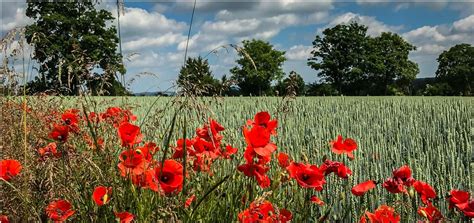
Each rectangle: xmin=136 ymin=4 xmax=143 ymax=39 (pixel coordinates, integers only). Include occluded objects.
xmin=323 ymin=12 xmax=403 ymax=36
xmin=286 ymin=45 xmax=313 ymax=61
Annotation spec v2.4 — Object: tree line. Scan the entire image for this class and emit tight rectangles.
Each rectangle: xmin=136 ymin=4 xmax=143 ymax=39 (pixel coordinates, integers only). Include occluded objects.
xmin=10 ymin=1 xmax=473 ymax=96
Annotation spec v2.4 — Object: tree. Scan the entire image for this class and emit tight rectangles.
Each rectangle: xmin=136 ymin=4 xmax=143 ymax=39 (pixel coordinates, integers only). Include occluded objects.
xmin=230 ymin=39 xmax=286 ymax=96
xmin=307 ymin=22 xmax=419 ymax=95
xmin=435 ymin=44 xmax=474 ymax=96
xmin=177 ymin=56 xmax=220 ymax=96
xmin=275 ymin=71 xmax=306 ymax=96
xmin=307 ymin=23 xmax=368 ymax=95
xmin=366 ymin=32 xmax=419 ymax=95
xmin=25 ymin=1 xmax=126 ymax=95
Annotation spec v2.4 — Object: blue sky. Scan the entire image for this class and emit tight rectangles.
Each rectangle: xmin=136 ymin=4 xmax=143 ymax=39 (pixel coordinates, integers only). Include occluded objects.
xmin=1 ymin=1 xmax=474 ymax=93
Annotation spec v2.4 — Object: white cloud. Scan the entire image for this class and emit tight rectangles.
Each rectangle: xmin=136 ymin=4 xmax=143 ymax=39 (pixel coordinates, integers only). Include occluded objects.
xmin=286 ymin=45 xmax=313 ymax=61
xmin=123 ymin=32 xmax=186 ymax=51
xmin=0 ymin=4 xmax=33 ymax=33
xmin=453 ymin=15 xmax=474 ymax=33
xmin=116 ymin=7 xmax=187 ymax=41
xmin=324 ymin=12 xmax=403 ymax=36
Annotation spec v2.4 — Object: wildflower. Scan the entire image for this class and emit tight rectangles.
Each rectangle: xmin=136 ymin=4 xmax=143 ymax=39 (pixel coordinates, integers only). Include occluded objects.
xmin=147 ymin=159 xmax=184 ymax=194
xmin=0 ymin=215 xmax=9 ymax=223
xmin=352 ymin=180 xmax=377 ymax=196
xmin=45 ymin=200 xmax=75 ymax=222
xmin=330 ymin=135 xmax=357 ymax=159
xmin=185 ymin=194 xmax=196 ymax=208
xmin=418 ymin=204 xmax=443 ymax=222
xmin=49 ymin=124 xmax=70 ymax=142
xmin=118 ymin=122 xmax=142 ymax=147
xmin=222 ymin=145 xmax=238 ymax=159
xmin=0 ymin=159 xmax=22 ymax=181
xmin=310 ymin=195 xmax=325 ymax=206
xmin=448 ymin=189 xmax=470 ymax=210
xmin=118 ymin=149 xmax=148 ymax=176
xmin=237 ymin=163 xmax=271 ymax=188
xmin=92 ymin=186 xmax=112 ymax=206
xmin=238 ymin=200 xmax=291 ymax=223
xmin=320 ymin=160 xmax=352 ymax=179
xmin=286 ymin=162 xmax=326 ymax=190
xmin=115 ymin=212 xmax=134 ymax=223
xmin=413 ymin=180 xmax=436 ymax=205
xmin=61 ymin=109 xmax=80 ymax=132
xmin=360 ymin=205 xmax=400 ymax=223
xmin=246 ymin=111 xmax=278 ymax=135
xmin=392 ymin=165 xmax=415 ymax=186
xmin=383 ymin=177 xmax=406 ymax=194
xmin=277 ymin=152 xmax=291 ymax=168
xmin=38 ymin=142 xmax=61 ymax=158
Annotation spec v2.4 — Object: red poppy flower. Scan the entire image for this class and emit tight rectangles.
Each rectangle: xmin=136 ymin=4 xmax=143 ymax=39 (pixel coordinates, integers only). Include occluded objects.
xmin=222 ymin=145 xmax=238 ymax=159
xmin=117 ymin=149 xmax=148 ymax=176
xmin=38 ymin=142 xmax=61 ymax=158
xmin=418 ymin=203 xmax=443 ymax=222
xmin=286 ymin=162 xmax=326 ymax=190
xmin=413 ymin=180 xmax=437 ymax=205
xmin=448 ymin=189 xmax=470 ymax=210
xmin=330 ymin=135 xmax=357 ymax=159
xmin=172 ymin=139 xmax=195 ymax=159
xmin=246 ymin=111 xmax=278 ymax=135
xmin=135 ymin=142 xmax=158 ymax=162
xmin=277 ymin=152 xmax=291 ymax=168
xmin=362 ymin=205 xmax=400 ymax=223
xmin=0 ymin=159 xmax=22 ymax=181
xmin=61 ymin=109 xmax=80 ymax=132
xmin=0 ymin=215 xmax=9 ymax=223
xmin=115 ymin=211 xmax=134 ymax=223
xmin=243 ymin=144 xmax=274 ymax=165
xmin=92 ymin=186 xmax=112 ymax=206
xmin=238 ymin=200 xmax=287 ymax=223
xmin=392 ymin=165 xmax=415 ymax=186
xmin=147 ymin=159 xmax=184 ymax=194
xmin=310 ymin=195 xmax=325 ymax=206
xmin=45 ymin=199 xmax=75 ymax=222
xmin=237 ymin=163 xmax=270 ymax=188
xmin=243 ymin=125 xmax=272 ymax=148
xmin=460 ymin=200 xmax=474 ymax=218
xmin=383 ymin=177 xmax=406 ymax=194
xmin=185 ymin=194 xmax=196 ymax=208
xmin=49 ymin=124 xmax=70 ymax=142
xmin=352 ymin=180 xmax=377 ymax=196
xmin=320 ymin=160 xmax=352 ymax=179
xmin=279 ymin=208 xmax=293 ymax=223
xmin=118 ymin=122 xmax=142 ymax=147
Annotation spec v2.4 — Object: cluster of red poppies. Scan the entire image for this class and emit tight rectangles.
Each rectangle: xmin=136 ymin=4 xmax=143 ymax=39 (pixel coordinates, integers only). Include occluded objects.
xmin=172 ymin=118 xmax=238 ymax=174
xmin=1 ymin=108 xmax=473 ymax=223
xmin=351 ymin=164 xmax=473 ymax=221
xmin=238 ymin=199 xmax=292 ymax=223
xmin=237 ymin=112 xmax=278 ymax=188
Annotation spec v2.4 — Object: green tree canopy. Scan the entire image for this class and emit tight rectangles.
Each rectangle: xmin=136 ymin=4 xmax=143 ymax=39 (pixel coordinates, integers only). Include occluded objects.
xmin=307 ymin=23 xmax=368 ymax=95
xmin=230 ymin=39 xmax=286 ymax=96
xmin=307 ymin=22 xmax=419 ymax=95
xmin=177 ymin=56 xmax=220 ymax=96
xmin=25 ymin=1 xmax=126 ymax=95
xmin=435 ymin=43 xmax=474 ymax=96
xmin=366 ymin=32 xmax=419 ymax=95
xmin=275 ymin=71 xmax=305 ymax=96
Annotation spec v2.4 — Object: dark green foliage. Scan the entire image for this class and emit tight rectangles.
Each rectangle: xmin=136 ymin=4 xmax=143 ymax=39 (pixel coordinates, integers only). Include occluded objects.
xmin=177 ymin=56 xmax=220 ymax=96
xmin=230 ymin=39 xmax=286 ymax=96
xmin=25 ymin=1 xmax=126 ymax=95
xmin=275 ymin=71 xmax=306 ymax=96
xmin=435 ymin=43 xmax=474 ymax=96
xmin=308 ymin=22 xmax=419 ymax=95
xmin=305 ymin=82 xmax=339 ymax=96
